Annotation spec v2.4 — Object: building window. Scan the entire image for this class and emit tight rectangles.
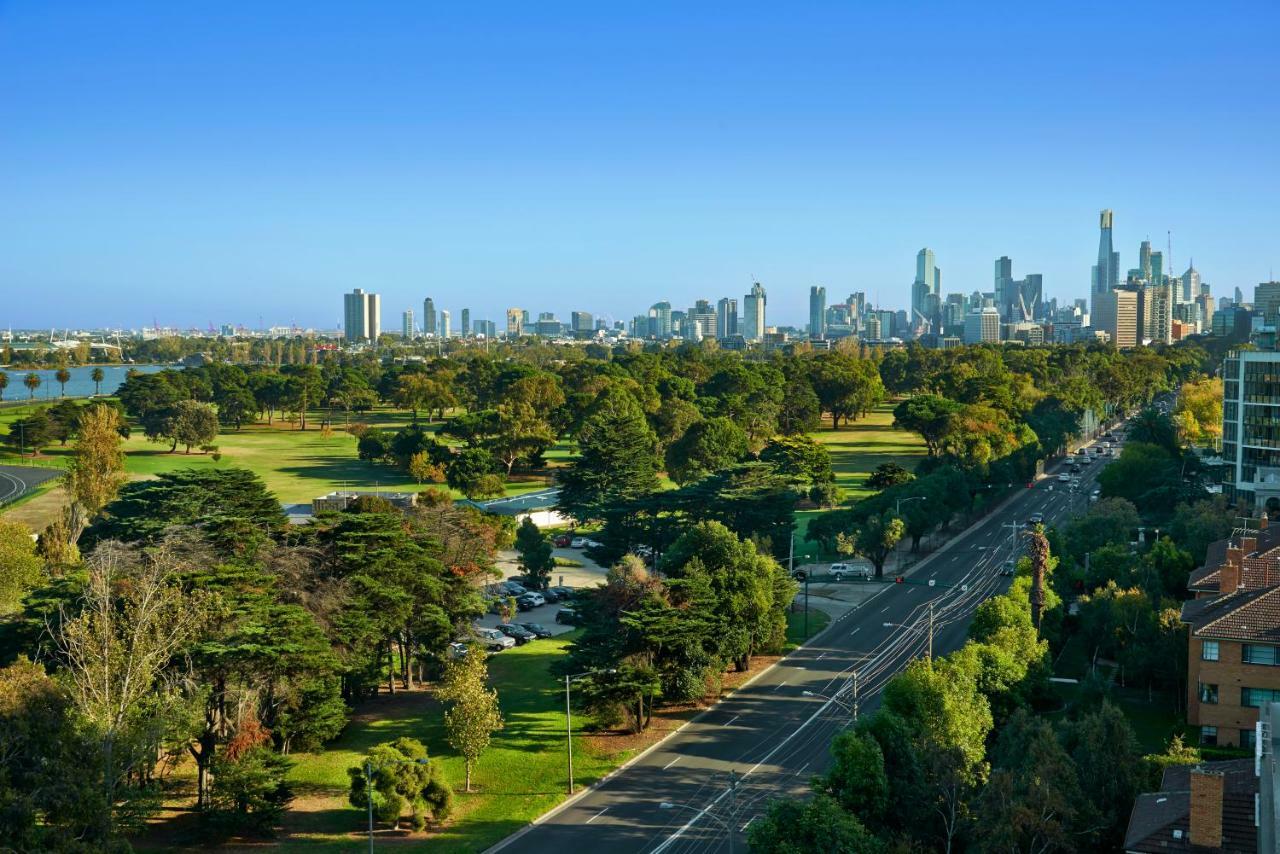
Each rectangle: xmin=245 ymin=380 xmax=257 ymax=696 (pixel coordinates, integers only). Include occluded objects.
xmin=1242 ymin=728 xmax=1257 ymax=749
xmin=1202 ymin=640 xmax=1220 ymax=661
xmin=1200 ymin=726 xmax=1218 ymax=746
xmin=1242 ymin=644 xmax=1278 ymax=666
xmin=1241 ymin=687 xmax=1280 ymax=708
xmin=1199 ymin=683 xmax=1219 ymax=705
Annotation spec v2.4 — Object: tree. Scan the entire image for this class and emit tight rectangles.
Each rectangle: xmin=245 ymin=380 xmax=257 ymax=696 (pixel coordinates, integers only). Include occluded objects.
xmin=777 ymin=377 xmax=823 ymax=434
xmin=1127 ymin=407 xmax=1180 ymax=454
xmin=438 ymin=652 xmax=504 ymax=792
xmin=5 ymin=409 xmax=54 ymax=454
xmin=348 ymin=737 xmax=453 ymax=830
xmin=215 ymin=384 xmax=258 ymax=430
xmin=24 ymin=371 xmax=41 ymax=399
xmin=840 ymin=511 xmax=905 ymax=578
xmin=664 ymin=417 xmax=749 ymax=485
xmin=760 ymin=435 xmax=834 ymax=486
xmin=446 ymin=447 xmax=504 ymax=499
xmin=865 ymin=462 xmax=915 ymax=491
xmin=0 ymin=520 xmax=44 ymax=613
xmin=407 ymin=451 xmax=444 ymax=485
xmin=748 ymin=793 xmax=880 ymax=854
xmin=357 ymin=428 xmax=391 ymax=462
xmin=1173 ymin=378 xmax=1222 ymax=446
xmin=170 ymin=399 xmax=220 ymax=453
xmin=514 ymin=517 xmax=555 ymax=590
xmin=206 ymin=742 xmax=294 ymax=836
xmin=91 ymin=366 xmax=105 ymax=396
xmin=52 ymin=541 xmax=206 ymax=834
xmin=488 ymin=402 xmax=555 ymax=475
xmin=557 ymin=387 xmax=660 ymax=523
xmin=894 ymin=394 xmax=962 ymax=456
xmin=819 ymin=730 xmax=889 ymax=825
xmin=64 ymin=403 xmax=128 ymax=543
xmin=810 ymin=353 xmax=885 ymax=428
xmin=0 ymin=370 xmax=8 ymax=400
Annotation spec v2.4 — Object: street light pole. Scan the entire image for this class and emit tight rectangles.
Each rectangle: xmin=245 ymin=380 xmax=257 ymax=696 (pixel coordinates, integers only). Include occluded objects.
xmin=565 ymin=674 xmax=575 ymax=795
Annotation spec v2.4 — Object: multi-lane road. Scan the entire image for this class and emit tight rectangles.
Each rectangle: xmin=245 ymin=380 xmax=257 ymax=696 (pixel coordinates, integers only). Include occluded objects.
xmin=494 ymin=433 xmax=1120 ymax=854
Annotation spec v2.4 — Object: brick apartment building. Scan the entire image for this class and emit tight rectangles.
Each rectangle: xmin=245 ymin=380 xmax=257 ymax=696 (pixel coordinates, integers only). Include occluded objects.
xmin=1182 ymin=516 xmax=1280 ymax=747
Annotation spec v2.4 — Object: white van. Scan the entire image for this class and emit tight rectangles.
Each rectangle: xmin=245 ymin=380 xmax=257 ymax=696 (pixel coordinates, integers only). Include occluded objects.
xmin=829 ymin=561 xmax=874 ymax=581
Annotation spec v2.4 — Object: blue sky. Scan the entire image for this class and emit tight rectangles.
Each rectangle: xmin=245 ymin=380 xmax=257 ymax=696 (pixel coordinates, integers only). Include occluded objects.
xmin=2 ymin=1 xmax=1277 ymax=330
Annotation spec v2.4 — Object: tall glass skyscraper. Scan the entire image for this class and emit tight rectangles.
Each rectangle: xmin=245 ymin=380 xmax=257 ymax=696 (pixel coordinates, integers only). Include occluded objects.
xmin=912 ymin=248 xmax=940 ymax=330
xmin=809 ymin=286 xmax=827 ymax=337
xmin=423 ymin=297 xmax=437 ymax=336
xmin=743 ymin=282 xmax=767 ymax=341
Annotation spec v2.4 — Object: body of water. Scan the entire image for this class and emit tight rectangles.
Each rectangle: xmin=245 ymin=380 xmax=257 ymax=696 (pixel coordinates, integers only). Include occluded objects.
xmin=1 ymin=364 xmax=168 ymax=402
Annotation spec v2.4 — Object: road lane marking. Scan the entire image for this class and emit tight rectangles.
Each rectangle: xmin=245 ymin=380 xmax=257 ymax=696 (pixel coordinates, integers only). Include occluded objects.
xmin=816 ymin=652 xmax=825 ymax=660
xmin=795 ymin=762 xmax=810 ymax=776
xmin=880 ymin=606 xmax=889 ymax=613
xmin=663 ymin=756 xmax=680 ymax=770
xmin=850 ymin=627 xmax=860 ymax=636
xmin=742 ymin=816 xmax=757 ymax=832
xmin=724 ymin=715 xmax=739 ymax=727
xmin=772 ymin=681 xmax=787 ymax=692
xmin=587 ymin=808 xmax=607 ymax=824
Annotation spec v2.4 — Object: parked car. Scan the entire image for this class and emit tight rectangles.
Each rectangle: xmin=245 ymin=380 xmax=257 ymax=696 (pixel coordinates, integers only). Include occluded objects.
xmin=540 ymin=588 xmax=561 ymax=603
xmin=521 ymin=622 xmax=554 ymax=639
xmin=584 ymin=539 xmax=603 ymax=549
xmin=1000 ymin=560 xmax=1016 ymax=577
xmin=570 ymin=536 xmax=588 ymax=548
xmin=828 ymin=561 xmax=874 ymax=581
xmin=790 ymin=568 xmax=808 ymax=581
xmin=548 ymin=585 xmax=574 ymax=601
xmin=555 ymin=607 xmax=579 ymax=625
xmin=517 ymin=592 xmax=546 ymax=609
xmin=448 ymin=642 xmax=469 ymax=660
xmin=1028 ymin=512 xmax=1044 ymax=525
xmin=473 ymin=627 xmax=516 ymax=651
xmin=553 ymin=534 xmax=572 ymax=548
xmin=502 ymin=581 xmax=527 ymax=597
xmin=1056 ymin=473 xmax=1071 ymax=483
xmin=496 ymin=623 xmax=535 ymax=645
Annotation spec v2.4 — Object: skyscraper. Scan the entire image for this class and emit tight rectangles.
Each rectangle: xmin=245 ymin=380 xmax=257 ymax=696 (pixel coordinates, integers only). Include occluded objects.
xmin=506 ymin=308 xmax=523 ymax=337
xmin=461 ymin=308 xmax=470 ymax=336
xmin=716 ymin=297 xmax=738 ymax=339
xmin=743 ymin=282 xmax=766 ymax=341
xmin=423 ymin=297 xmax=437 ymax=336
xmin=571 ymin=311 xmax=594 ymax=334
xmin=439 ymin=310 xmax=451 ymax=339
xmin=343 ymin=288 xmax=380 ymax=342
xmin=649 ymin=301 xmax=673 ymax=338
xmin=1094 ymin=288 xmax=1138 ymax=349
xmin=1139 ymin=240 xmax=1153 ymax=282
xmin=809 ymin=286 xmax=827 ymax=337
xmin=1182 ymin=264 xmax=1201 ymax=304
xmin=401 ymin=309 xmax=415 ymax=339
xmin=1091 ymin=209 xmax=1120 ymax=315
xmin=912 ymin=248 xmax=940 ymax=329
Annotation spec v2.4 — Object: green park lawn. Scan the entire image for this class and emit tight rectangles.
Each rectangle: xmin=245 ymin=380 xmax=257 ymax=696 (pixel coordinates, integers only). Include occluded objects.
xmin=807 ymin=402 xmax=925 ymax=504
xmin=140 ymin=634 xmax=630 ymax=853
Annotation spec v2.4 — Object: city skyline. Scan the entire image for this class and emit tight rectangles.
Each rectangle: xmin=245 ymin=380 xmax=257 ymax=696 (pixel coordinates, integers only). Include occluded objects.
xmin=2 ymin=3 xmax=1277 ymax=328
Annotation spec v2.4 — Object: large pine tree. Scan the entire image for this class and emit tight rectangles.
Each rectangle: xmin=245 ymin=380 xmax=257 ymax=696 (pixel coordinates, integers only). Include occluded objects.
xmin=556 ymin=386 xmax=659 ymax=523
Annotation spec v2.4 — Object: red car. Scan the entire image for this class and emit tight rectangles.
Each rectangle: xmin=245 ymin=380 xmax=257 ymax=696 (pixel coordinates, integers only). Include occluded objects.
xmin=552 ymin=534 xmax=572 ymax=548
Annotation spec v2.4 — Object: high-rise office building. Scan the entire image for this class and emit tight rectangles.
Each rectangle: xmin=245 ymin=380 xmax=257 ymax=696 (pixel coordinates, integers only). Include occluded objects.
xmin=506 ymin=308 xmax=523 ymax=337
xmin=994 ymin=256 xmax=1014 ymax=320
xmin=1183 ymin=264 xmax=1201 ymax=305
xmin=571 ymin=311 xmax=594 ymax=334
xmin=343 ymin=288 xmax=381 ymax=342
xmin=743 ymin=283 xmax=767 ymax=341
xmin=1148 ymin=281 xmax=1174 ymax=345
xmin=963 ymin=301 xmax=1001 ymax=344
xmin=912 ymin=248 xmax=940 ymax=328
xmin=649 ymin=301 xmax=673 ymax=338
xmin=439 ymin=310 xmax=451 ymax=339
xmin=460 ymin=308 xmax=470 ymax=337
xmin=1091 ymin=210 xmax=1120 ymax=318
xmin=1094 ymin=288 xmax=1138 ymax=349
xmin=1139 ymin=240 xmax=1153 ymax=282
xmin=716 ymin=297 xmax=738 ymax=339
xmin=809 ymin=286 xmax=827 ymax=337
xmin=423 ymin=298 xmax=437 ymax=336
xmin=1255 ymin=282 xmax=1280 ymax=325
xmin=401 ymin=309 xmax=415 ymax=339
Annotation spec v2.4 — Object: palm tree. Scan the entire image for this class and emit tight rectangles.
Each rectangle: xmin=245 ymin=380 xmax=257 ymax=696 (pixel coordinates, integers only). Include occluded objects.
xmin=91 ymin=367 xmax=105 ymax=396
xmin=0 ymin=371 xmax=8 ymax=401
xmin=55 ymin=368 xmax=71 ymax=397
xmin=24 ymin=372 xmax=40 ymax=400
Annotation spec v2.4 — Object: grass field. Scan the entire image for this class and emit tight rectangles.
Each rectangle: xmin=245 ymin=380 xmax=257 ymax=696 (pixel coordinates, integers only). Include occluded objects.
xmin=784 ymin=608 xmax=831 ymax=651
xmin=139 ymin=634 xmax=628 ymax=853
xmin=0 ymin=402 xmax=566 ymax=508
xmin=807 ymin=402 xmax=925 ymax=504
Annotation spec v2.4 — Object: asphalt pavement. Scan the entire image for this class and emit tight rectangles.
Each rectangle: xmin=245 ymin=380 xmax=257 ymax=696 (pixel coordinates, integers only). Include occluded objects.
xmin=0 ymin=464 xmax=61 ymax=506
xmin=489 ymin=430 xmax=1122 ymax=854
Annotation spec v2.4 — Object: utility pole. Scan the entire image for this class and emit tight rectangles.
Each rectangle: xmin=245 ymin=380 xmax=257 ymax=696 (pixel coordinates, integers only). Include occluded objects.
xmin=927 ymin=600 xmax=934 ymax=662
xmin=564 ymin=674 xmax=574 ymax=795
xmin=727 ymin=769 xmax=739 ymax=854
xmin=852 ymin=670 xmax=859 ymax=722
